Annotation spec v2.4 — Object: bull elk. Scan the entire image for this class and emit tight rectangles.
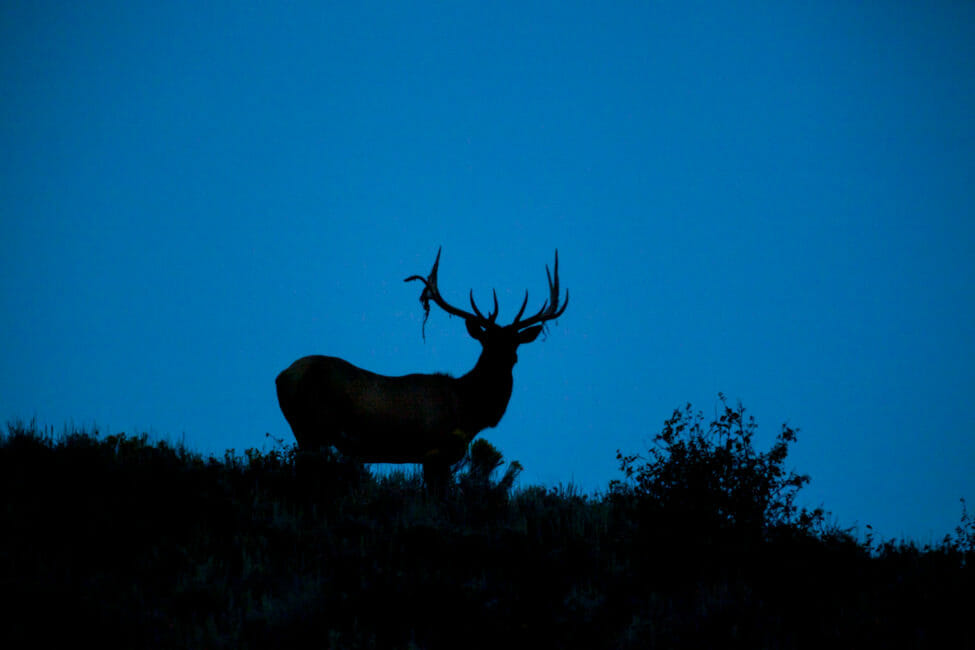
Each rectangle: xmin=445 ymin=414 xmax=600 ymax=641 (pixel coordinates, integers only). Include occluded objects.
xmin=275 ymin=248 xmax=568 ymax=487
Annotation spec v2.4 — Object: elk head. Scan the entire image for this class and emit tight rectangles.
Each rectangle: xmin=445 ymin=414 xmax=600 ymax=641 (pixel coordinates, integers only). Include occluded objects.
xmin=405 ymin=247 xmax=568 ymax=391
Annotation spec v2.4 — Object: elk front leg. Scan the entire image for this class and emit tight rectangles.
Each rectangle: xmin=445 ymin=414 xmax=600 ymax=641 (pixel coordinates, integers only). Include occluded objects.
xmin=421 ymin=428 xmax=471 ymax=491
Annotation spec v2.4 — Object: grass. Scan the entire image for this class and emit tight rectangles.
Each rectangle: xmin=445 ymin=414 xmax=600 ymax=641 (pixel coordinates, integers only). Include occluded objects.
xmin=2 ymin=419 xmax=972 ymax=649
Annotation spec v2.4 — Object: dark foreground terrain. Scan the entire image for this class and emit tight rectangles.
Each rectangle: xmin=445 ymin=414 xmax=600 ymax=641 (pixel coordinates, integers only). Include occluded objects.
xmin=2 ymin=404 xmax=972 ymax=648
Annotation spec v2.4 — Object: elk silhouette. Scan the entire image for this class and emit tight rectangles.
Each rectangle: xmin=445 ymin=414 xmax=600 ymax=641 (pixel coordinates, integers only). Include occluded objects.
xmin=275 ymin=248 xmax=568 ymax=487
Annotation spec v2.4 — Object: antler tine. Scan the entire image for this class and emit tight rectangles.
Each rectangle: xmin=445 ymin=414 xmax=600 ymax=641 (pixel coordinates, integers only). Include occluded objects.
xmin=431 ymin=246 xmax=442 ymax=285
xmin=512 ymin=249 xmax=569 ymax=329
xmin=468 ymin=288 xmax=500 ymax=323
xmin=468 ymin=290 xmax=486 ymax=321
xmin=552 ymin=288 xmax=569 ymax=318
xmin=551 ymin=249 xmax=560 ymax=306
xmin=403 ymin=246 xmax=441 ymax=287
xmin=542 ymin=249 xmax=561 ymax=312
xmin=404 ymin=247 xmax=481 ymax=322
xmin=513 ymin=290 xmax=530 ymax=323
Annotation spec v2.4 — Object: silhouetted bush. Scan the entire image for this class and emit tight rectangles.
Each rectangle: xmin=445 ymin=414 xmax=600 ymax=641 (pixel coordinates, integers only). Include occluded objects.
xmin=611 ymin=394 xmax=824 ymax=540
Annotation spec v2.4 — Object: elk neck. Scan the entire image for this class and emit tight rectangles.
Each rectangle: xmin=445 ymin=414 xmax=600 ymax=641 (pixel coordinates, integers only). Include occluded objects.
xmin=456 ymin=347 xmax=515 ymax=431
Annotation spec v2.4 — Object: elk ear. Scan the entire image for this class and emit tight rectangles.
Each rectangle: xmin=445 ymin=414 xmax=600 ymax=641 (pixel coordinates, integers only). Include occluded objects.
xmin=465 ymin=319 xmax=486 ymax=341
xmin=517 ymin=325 xmax=543 ymax=344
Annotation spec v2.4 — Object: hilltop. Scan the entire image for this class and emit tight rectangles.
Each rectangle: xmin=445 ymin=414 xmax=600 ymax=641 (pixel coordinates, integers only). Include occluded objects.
xmin=2 ymin=403 xmax=972 ymax=649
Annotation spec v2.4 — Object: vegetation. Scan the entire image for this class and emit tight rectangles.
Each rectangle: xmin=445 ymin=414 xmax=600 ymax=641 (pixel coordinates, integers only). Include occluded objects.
xmin=2 ymin=401 xmax=972 ymax=649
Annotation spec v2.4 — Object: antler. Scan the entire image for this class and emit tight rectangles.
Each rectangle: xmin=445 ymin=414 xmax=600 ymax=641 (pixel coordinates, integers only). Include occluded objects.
xmin=511 ymin=249 xmax=569 ymax=330
xmin=405 ymin=248 xmax=568 ymax=336
xmin=405 ymin=248 xmax=498 ymax=328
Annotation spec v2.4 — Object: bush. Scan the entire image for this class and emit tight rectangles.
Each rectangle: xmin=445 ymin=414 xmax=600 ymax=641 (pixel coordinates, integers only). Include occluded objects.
xmin=456 ymin=438 xmax=523 ymax=493
xmin=611 ymin=394 xmax=824 ymax=543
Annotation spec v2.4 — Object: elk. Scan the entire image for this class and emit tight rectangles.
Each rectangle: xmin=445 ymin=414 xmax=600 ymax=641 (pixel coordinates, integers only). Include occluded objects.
xmin=275 ymin=248 xmax=568 ymax=487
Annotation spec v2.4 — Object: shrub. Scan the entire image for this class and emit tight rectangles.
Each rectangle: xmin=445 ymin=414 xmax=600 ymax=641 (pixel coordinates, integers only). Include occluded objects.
xmin=611 ymin=394 xmax=824 ymax=542
xmin=457 ymin=438 xmax=523 ymax=492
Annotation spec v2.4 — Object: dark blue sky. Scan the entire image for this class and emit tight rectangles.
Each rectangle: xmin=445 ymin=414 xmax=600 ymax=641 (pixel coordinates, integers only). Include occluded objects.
xmin=2 ymin=2 xmax=973 ymax=542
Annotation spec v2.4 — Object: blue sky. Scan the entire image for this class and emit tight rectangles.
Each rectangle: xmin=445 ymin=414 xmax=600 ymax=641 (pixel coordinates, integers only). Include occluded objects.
xmin=2 ymin=2 xmax=973 ymax=542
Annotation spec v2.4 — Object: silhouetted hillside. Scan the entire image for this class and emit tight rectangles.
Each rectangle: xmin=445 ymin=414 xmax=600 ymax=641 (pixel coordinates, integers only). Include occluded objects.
xmin=2 ymin=407 xmax=972 ymax=649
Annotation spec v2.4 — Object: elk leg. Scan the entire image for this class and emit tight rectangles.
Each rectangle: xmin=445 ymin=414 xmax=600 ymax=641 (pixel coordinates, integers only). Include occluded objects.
xmin=421 ymin=429 xmax=472 ymax=492
xmin=422 ymin=461 xmax=446 ymax=490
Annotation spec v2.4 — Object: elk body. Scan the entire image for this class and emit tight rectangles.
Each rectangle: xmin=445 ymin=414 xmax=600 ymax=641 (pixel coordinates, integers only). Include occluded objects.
xmin=275 ymin=249 xmax=567 ymax=487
